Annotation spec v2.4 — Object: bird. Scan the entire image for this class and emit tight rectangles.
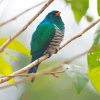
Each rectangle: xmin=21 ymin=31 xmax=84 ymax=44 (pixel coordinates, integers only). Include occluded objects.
xmin=28 ymin=10 xmax=65 ymax=82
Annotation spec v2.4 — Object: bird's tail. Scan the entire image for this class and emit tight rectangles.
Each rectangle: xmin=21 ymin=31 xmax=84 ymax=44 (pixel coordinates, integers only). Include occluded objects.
xmin=28 ymin=64 xmax=39 ymax=82
xmin=28 ymin=56 xmax=39 ymax=82
xmin=28 ymin=65 xmax=39 ymax=73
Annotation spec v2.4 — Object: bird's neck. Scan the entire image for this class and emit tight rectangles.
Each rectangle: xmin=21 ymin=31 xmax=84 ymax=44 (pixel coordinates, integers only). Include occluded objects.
xmin=43 ymin=18 xmax=65 ymax=31
xmin=54 ymin=21 xmax=64 ymax=31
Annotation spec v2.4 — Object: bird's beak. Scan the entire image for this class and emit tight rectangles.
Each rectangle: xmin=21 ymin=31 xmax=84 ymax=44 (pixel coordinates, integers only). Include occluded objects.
xmin=54 ymin=12 xmax=61 ymax=16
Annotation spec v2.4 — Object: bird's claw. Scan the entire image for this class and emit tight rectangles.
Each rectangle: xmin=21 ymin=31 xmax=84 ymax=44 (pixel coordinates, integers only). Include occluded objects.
xmin=46 ymin=53 xmax=51 ymax=58
xmin=55 ymin=47 xmax=59 ymax=54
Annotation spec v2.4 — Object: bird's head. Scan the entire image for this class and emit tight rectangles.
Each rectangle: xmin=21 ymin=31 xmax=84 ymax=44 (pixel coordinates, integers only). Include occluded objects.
xmin=45 ymin=10 xmax=62 ymax=23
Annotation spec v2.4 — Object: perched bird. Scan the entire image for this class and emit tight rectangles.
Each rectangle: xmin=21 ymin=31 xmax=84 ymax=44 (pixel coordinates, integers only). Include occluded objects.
xmin=28 ymin=10 xmax=65 ymax=81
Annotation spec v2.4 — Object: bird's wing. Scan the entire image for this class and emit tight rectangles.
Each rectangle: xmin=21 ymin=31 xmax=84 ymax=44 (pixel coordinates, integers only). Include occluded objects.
xmin=31 ymin=22 xmax=55 ymax=54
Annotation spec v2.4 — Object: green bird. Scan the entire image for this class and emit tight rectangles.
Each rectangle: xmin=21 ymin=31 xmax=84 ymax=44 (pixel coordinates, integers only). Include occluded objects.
xmin=28 ymin=10 xmax=65 ymax=81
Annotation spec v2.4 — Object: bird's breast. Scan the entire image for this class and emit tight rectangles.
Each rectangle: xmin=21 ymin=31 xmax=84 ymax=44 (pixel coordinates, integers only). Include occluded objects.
xmin=44 ymin=25 xmax=64 ymax=55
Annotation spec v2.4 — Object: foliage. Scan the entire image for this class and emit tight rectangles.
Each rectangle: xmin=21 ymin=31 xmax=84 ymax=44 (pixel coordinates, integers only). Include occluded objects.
xmin=85 ymin=15 xmax=93 ymax=22
xmin=20 ymin=61 xmax=100 ymax=100
xmin=0 ymin=55 xmax=14 ymax=84
xmin=65 ymin=0 xmax=100 ymax=23
xmin=64 ymin=64 xmax=88 ymax=94
xmin=0 ymin=38 xmax=30 ymax=84
xmin=98 ymin=0 xmax=100 ymax=16
xmin=71 ymin=0 xmax=89 ymax=23
xmin=88 ymin=26 xmax=100 ymax=93
xmin=0 ymin=38 xmax=30 ymax=56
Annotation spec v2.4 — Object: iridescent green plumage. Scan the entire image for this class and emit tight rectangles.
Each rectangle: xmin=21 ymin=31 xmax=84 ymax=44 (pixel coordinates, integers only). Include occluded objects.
xmin=28 ymin=11 xmax=65 ymax=77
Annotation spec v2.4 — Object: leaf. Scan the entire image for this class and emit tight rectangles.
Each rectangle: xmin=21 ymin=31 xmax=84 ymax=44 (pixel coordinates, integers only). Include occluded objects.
xmin=0 ymin=38 xmax=30 ymax=84
xmin=65 ymin=0 xmax=72 ymax=4
xmin=63 ymin=64 xmax=89 ymax=94
xmin=0 ymin=38 xmax=30 ymax=57
xmin=3 ymin=49 xmax=31 ymax=69
xmin=88 ymin=26 xmax=100 ymax=93
xmin=85 ymin=15 xmax=93 ymax=22
xmin=0 ymin=55 xmax=14 ymax=84
xmin=71 ymin=0 xmax=89 ymax=23
xmin=97 ymin=0 xmax=100 ymax=16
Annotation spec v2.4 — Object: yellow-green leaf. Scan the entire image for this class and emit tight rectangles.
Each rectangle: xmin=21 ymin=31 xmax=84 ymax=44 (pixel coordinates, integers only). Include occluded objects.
xmin=0 ymin=38 xmax=30 ymax=57
xmin=71 ymin=0 xmax=89 ymax=23
xmin=97 ymin=0 xmax=100 ymax=16
xmin=85 ymin=15 xmax=93 ymax=22
xmin=0 ymin=55 xmax=14 ymax=84
xmin=88 ymin=26 xmax=100 ymax=93
xmin=64 ymin=64 xmax=88 ymax=94
xmin=88 ymin=67 xmax=100 ymax=93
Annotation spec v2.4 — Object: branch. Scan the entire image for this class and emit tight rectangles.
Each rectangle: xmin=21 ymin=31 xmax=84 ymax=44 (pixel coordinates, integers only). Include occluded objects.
xmin=0 ymin=50 xmax=88 ymax=90
xmin=0 ymin=70 xmax=65 ymax=90
xmin=0 ymin=70 xmax=65 ymax=78
xmin=0 ymin=18 xmax=99 ymax=84
xmin=60 ymin=18 xmax=100 ymax=49
xmin=64 ymin=50 xmax=88 ymax=64
xmin=0 ymin=1 xmax=46 ymax=27
xmin=0 ymin=0 xmax=54 ymax=53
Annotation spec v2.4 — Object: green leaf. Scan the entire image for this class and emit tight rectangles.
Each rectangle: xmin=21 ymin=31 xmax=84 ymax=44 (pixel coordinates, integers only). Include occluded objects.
xmin=64 ymin=64 xmax=88 ymax=94
xmin=65 ymin=0 xmax=72 ymax=4
xmin=0 ymin=38 xmax=30 ymax=57
xmin=85 ymin=15 xmax=93 ymax=22
xmin=0 ymin=38 xmax=30 ymax=84
xmin=88 ymin=26 xmax=100 ymax=93
xmin=0 ymin=55 xmax=14 ymax=84
xmin=97 ymin=0 xmax=100 ymax=16
xmin=71 ymin=0 xmax=89 ymax=23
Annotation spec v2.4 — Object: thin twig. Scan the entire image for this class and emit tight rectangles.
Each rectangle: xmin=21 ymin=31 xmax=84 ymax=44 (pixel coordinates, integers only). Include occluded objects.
xmin=0 ymin=70 xmax=65 ymax=90
xmin=0 ymin=70 xmax=65 ymax=78
xmin=0 ymin=74 xmax=32 ymax=78
xmin=0 ymin=1 xmax=46 ymax=27
xmin=64 ymin=50 xmax=88 ymax=64
xmin=0 ymin=51 xmax=88 ymax=89
xmin=0 ymin=18 xmax=99 ymax=84
xmin=0 ymin=0 xmax=54 ymax=53
xmin=0 ymin=54 xmax=49 ymax=84
xmin=60 ymin=18 xmax=100 ymax=49
xmin=40 ymin=50 xmax=88 ymax=74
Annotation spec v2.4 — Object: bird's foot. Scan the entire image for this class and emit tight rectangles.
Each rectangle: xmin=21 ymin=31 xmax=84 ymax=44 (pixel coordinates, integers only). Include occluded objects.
xmin=44 ymin=47 xmax=60 ymax=57
xmin=47 ymin=53 xmax=52 ymax=58
xmin=55 ymin=47 xmax=60 ymax=54
xmin=44 ymin=50 xmax=52 ymax=57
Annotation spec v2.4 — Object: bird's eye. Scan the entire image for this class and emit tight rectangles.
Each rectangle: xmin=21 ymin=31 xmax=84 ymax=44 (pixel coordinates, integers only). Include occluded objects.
xmin=54 ymin=12 xmax=61 ymax=16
